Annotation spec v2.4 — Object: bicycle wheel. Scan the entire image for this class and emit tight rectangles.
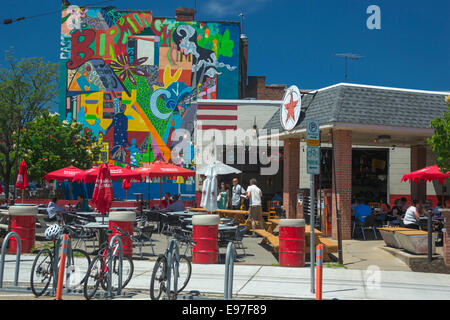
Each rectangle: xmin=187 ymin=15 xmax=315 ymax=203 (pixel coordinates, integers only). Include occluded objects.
xmin=66 ymin=249 xmax=91 ymax=288
xmin=176 ymin=255 xmax=192 ymax=293
xmin=149 ymin=255 xmax=167 ymax=300
xmin=83 ymin=255 xmax=106 ymax=300
xmin=104 ymin=254 xmax=134 ymax=291
xmin=30 ymin=248 xmax=53 ymax=297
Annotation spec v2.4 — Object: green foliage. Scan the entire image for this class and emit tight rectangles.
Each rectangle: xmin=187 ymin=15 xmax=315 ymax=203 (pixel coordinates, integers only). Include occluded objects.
xmin=0 ymin=52 xmax=58 ymax=197
xmin=20 ymin=111 xmax=100 ymax=181
xmin=427 ymin=96 xmax=450 ymax=173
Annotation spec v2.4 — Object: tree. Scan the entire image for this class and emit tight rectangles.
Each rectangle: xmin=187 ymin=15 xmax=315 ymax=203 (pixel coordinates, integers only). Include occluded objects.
xmin=19 ymin=111 xmax=100 ymax=181
xmin=427 ymin=96 xmax=450 ymax=173
xmin=0 ymin=52 xmax=58 ymax=199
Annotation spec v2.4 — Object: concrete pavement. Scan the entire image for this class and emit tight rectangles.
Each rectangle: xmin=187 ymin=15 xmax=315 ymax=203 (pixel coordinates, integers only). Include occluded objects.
xmin=1 ymin=254 xmax=450 ymax=300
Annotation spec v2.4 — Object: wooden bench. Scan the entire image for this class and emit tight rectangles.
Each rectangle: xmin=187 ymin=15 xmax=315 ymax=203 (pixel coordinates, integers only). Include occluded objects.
xmin=254 ymin=229 xmax=280 ymax=253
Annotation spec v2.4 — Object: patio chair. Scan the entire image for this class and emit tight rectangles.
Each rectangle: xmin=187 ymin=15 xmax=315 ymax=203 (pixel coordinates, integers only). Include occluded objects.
xmin=171 ymin=226 xmax=194 ymax=256
xmin=352 ymin=215 xmax=378 ymax=240
xmin=133 ymin=224 xmax=155 ymax=257
xmin=232 ymin=225 xmax=247 ymax=256
xmin=66 ymin=222 xmax=97 ymax=251
xmin=218 ymin=230 xmax=237 ymax=263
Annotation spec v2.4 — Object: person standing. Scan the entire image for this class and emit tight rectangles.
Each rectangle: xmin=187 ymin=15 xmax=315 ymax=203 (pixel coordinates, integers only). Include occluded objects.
xmin=231 ymin=178 xmax=245 ymax=210
xmin=217 ymin=182 xmax=229 ymax=210
xmin=245 ymin=179 xmax=264 ymax=236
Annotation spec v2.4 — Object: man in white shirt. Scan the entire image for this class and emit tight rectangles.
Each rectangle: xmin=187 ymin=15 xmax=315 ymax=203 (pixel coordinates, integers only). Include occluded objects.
xmin=167 ymin=194 xmax=185 ymax=212
xmin=245 ymin=179 xmax=264 ymax=236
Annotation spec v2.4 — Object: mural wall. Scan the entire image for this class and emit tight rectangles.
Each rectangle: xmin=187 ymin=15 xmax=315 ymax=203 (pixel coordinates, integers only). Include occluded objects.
xmin=59 ymin=5 xmax=240 ymax=168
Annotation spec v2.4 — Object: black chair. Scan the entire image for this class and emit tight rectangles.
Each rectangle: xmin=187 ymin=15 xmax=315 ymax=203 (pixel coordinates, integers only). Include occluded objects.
xmin=133 ymin=224 xmax=155 ymax=257
xmin=171 ymin=226 xmax=194 ymax=256
xmin=66 ymin=222 xmax=97 ymax=251
xmin=352 ymin=215 xmax=378 ymax=240
xmin=233 ymin=225 xmax=247 ymax=256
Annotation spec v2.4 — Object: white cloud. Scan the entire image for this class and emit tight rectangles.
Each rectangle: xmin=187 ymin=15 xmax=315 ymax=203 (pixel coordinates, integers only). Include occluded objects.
xmin=202 ymin=0 xmax=269 ymax=18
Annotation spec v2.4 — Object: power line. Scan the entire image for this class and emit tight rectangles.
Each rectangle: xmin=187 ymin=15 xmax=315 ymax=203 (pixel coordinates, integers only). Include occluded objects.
xmin=2 ymin=0 xmax=114 ymax=25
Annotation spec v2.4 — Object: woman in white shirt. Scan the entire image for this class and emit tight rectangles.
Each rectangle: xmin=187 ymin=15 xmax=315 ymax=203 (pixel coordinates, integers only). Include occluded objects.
xmin=402 ymin=200 xmax=421 ymax=229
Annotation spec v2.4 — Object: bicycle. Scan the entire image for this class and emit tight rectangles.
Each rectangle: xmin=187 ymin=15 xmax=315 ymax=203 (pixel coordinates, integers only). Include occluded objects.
xmin=149 ymin=235 xmax=194 ymax=300
xmin=30 ymin=225 xmax=91 ymax=297
xmin=83 ymin=225 xmax=134 ymax=300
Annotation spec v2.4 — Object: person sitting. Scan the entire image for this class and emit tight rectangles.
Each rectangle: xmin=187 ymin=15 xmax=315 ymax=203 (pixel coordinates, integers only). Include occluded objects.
xmin=46 ymin=197 xmax=65 ymax=222
xmin=402 ymin=199 xmax=421 ymax=229
xmin=433 ymin=201 xmax=443 ymax=218
xmin=160 ymin=192 xmax=172 ymax=209
xmin=167 ymin=194 xmax=185 ymax=212
xmin=386 ymin=199 xmax=403 ymax=225
xmin=354 ymin=198 xmax=372 ymax=224
xmin=74 ymin=194 xmax=91 ymax=212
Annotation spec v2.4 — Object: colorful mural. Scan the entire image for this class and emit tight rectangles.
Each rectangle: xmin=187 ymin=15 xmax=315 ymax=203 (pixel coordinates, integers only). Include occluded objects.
xmin=59 ymin=5 xmax=240 ymax=167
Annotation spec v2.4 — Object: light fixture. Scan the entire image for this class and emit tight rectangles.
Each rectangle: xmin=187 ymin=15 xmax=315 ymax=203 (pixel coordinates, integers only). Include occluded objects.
xmin=375 ymin=135 xmax=391 ymax=144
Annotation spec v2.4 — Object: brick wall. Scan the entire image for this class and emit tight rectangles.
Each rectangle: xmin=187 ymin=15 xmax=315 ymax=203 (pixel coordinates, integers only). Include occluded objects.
xmin=245 ymin=76 xmax=285 ymax=100
xmin=331 ymin=130 xmax=352 ymax=240
xmin=283 ymin=139 xmax=300 ymax=219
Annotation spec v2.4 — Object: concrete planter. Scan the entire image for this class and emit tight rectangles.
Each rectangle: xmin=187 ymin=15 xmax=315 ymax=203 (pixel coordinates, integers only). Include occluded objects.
xmin=394 ymin=230 xmax=437 ymax=255
xmin=378 ymin=227 xmax=411 ymax=248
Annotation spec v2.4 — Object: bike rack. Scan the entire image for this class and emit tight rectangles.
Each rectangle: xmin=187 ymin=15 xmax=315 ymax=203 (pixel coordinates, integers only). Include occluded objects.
xmin=106 ymin=234 xmax=124 ymax=297
xmin=0 ymin=232 xmax=31 ymax=292
xmin=224 ymin=242 xmax=235 ymax=300
xmin=165 ymin=239 xmax=180 ymax=300
xmin=180 ymin=241 xmax=236 ymax=301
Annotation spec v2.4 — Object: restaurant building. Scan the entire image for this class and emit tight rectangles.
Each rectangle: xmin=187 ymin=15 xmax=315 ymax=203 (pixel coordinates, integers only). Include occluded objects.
xmin=194 ymin=82 xmax=449 ymax=241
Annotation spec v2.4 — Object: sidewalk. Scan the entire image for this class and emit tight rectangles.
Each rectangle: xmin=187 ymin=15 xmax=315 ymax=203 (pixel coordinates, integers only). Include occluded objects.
xmin=2 ymin=255 xmax=450 ymax=300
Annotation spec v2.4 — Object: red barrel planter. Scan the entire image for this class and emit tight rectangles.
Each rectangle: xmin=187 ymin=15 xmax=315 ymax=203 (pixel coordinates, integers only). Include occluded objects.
xmin=108 ymin=211 xmax=135 ymax=258
xmin=192 ymin=214 xmax=219 ymax=264
xmin=279 ymin=219 xmax=305 ymax=267
xmin=9 ymin=205 xmax=38 ymax=254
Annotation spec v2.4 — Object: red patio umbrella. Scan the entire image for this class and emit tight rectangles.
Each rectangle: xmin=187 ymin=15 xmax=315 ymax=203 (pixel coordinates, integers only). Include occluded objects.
xmin=73 ymin=165 xmax=142 ymax=183
xmin=16 ymin=160 xmax=29 ymax=203
xmin=134 ymin=161 xmax=195 ymax=205
xmin=401 ymin=165 xmax=450 ymax=184
xmin=43 ymin=166 xmax=83 ymax=204
xmin=91 ymin=163 xmax=114 ymax=217
xmin=122 ymin=165 xmax=132 ymax=200
xmin=43 ymin=166 xmax=83 ymax=182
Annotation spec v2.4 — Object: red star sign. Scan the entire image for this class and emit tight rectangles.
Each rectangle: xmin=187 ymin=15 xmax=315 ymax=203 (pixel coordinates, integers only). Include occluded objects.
xmin=284 ymin=92 xmax=298 ymax=123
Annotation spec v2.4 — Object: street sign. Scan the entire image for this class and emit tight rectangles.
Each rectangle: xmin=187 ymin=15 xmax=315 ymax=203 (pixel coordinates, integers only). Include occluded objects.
xmin=306 ymin=120 xmax=320 ymax=140
xmin=306 ymin=120 xmax=320 ymax=175
xmin=307 ymin=146 xmax=320 ymax=174
xmin=306 ymin=139 xmax=320 ymax=146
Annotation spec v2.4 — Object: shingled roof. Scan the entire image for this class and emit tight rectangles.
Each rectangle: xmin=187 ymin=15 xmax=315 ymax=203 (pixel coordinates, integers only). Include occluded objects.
xmin=263 ymin=83 xmax=449 ymax=133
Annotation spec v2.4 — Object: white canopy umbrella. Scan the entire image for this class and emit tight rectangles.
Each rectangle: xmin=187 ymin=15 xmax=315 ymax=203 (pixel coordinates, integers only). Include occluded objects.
xmin=196 ymin=160 xmax=242 ymax=176
xmin=200 ymin=166 xmax=218 ymax=212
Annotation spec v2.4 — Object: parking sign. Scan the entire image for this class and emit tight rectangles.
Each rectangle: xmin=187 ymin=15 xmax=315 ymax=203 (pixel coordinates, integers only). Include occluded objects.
xmin=306 ymin=120 xmax=320 ymax=175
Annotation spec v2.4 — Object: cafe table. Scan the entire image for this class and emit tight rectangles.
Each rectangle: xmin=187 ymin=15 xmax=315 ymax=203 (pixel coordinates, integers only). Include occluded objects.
xmin=110 ymin=207 xmax=137 ymax=211
xmin=83 ymin=221 xmax=109 ymax=252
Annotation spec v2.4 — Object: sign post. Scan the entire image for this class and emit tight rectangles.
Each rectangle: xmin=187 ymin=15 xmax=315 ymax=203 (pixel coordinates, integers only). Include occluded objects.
xmin=306 ymin=120 xmax=320 ymax=294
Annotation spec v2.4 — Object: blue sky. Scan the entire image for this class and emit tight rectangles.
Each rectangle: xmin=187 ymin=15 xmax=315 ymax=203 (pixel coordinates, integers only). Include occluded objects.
xmin=1 ymin=0 xmax=449 ymax=91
